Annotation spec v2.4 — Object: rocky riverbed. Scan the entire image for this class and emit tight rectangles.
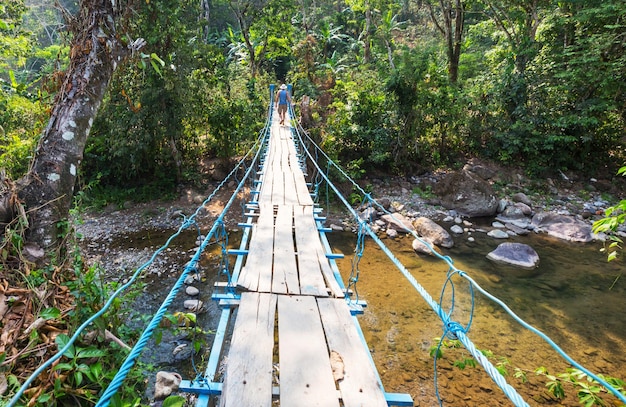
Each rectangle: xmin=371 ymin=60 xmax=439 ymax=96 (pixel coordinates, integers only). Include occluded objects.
xmin=73 ymin=162 xmax=626 ymax=403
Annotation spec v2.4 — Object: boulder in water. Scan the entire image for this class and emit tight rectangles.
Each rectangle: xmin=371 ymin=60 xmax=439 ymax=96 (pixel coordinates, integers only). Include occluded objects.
xmin=413 ymin=217 xmax=454 ymax=248
xmin=486 ymin=242 xmax=540 ymax=270
xmin=531 ymin=212 xmax=593 ymax=243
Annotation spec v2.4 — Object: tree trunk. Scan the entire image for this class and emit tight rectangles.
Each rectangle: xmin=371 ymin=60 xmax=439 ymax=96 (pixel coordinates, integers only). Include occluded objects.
xmin=363 ymin=6 xmax=372 ymax=63
xmin=17 ymin=0 xmax=134 ymax=254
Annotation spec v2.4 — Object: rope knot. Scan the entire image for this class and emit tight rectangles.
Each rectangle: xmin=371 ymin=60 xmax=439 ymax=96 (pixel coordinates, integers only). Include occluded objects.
xmin=445 ymin=321 xmax=467 ymax=340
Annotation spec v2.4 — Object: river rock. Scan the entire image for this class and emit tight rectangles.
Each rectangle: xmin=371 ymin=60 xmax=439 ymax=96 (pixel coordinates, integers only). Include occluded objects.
xmin=154 ymin=371 xmax=182 ymax=400
xmin=433 ymin=170 xmax=499 ymax=217
xmin=450 ymin=225 xmax=464 ymax=234
xmin=500 ymin=204 xmax=527 ymax=219
xmin=486 ymin=243 xmax=540 ymax=270
xmin=497 ymin=199 xmax=508 ymax=213
xmin=386 ymin=228 xmax=398 ymax=239
xmin=412 ymin=238 xmax=440 ymax=256
xmin=487 ymin=229 xmax=509 ymax=239
xmin=504 ymin=222 xmax=530 ymax=235
xmin=186 ymin=286 xmax=200 ymax=296
xmin=531 ymin=212 xmax=593 ymax=242
xmin=381 ymin=213 xmax=415 ymax=233
xmin=514 ymin=202 xmax=533 ymax=216
xmin=512 ymin=192 xmax=533 ymax=206
xmin=413 ymin=217 xmax=454 ymax=248
xmin=184 ymin=299 xmax=203 ymax=311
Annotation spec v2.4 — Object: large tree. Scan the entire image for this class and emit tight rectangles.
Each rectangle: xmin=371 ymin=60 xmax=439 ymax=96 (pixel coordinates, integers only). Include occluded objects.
xmin=426 ymin=0 xmax=465 ymax=83
xmin=13 ymin=0 xmax=144 ymax=255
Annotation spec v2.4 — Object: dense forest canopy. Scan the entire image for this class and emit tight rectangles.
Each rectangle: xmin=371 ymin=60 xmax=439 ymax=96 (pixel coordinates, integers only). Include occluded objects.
xmin=1 ymin=0 xmax=625 ymax=199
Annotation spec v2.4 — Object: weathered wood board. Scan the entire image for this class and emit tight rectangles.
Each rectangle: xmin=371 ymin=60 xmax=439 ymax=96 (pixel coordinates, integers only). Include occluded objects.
xmin=220 ymin=292 xmax=277 ymax=407
xmin=278 ymin=295 xmax=340 ymax=406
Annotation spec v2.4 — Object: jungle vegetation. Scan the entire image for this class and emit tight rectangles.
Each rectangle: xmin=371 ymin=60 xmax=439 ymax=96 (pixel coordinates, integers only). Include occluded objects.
xmin=1 ymin=1 xmax=626 ymax=406
xmin=2 ymin=0 xmax=625 ymax=200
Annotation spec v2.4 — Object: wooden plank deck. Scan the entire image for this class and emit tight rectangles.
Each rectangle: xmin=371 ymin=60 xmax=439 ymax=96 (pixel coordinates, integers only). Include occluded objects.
xmin=216 ymin=112 xmax=404 ymax=407
xmin=220 ymin=292 xmax=277 ymax=407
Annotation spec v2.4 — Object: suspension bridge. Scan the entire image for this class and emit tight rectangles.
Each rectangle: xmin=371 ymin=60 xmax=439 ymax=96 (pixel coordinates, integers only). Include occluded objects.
xmin=8 ymin=85 xmax=626 ymax=407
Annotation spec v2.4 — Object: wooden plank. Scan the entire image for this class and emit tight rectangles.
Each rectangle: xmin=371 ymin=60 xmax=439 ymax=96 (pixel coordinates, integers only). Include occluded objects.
xmin=293 ymin=166 xmax=313 ymax=206
xmin=220 ymin=292 xmax=277 ymax=407
xmin=283 ymin=171 xmax=299 ymax=206
xmin=272 ymin=205 xmax=299 ymax=294
xmin=237 ymin=206 xmax=274 ymax=292
xmin=272 ymin=160 xmax=284 ymax=206
xmin=277 ymin=295 xmax=339 ymax=407
xmin=317 ymin=298 xmax=388 ymax=407
xmin=293 ymin=206 xmax=329 ymax=297
xmin=256 ymin=205 xmax=275 ymax=292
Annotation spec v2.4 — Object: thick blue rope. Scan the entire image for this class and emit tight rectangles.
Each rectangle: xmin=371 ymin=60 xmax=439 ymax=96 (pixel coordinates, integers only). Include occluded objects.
xmin=292 ymin=119 xmax=626 ymax=405
xmin=95 ymin=114 xmax=271 ymax=407
xmin=292 ymin=121 xmax=528 ymax=406
xmin=8 ymin=109 xmax=270 ymax=407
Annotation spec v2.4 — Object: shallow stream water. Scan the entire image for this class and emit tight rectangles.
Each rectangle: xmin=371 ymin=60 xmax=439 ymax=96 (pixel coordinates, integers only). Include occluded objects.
xmin=327 ymin=229 xmax=626 ymax=406
xmin=113 ymin=224 xmax=626 ymax=406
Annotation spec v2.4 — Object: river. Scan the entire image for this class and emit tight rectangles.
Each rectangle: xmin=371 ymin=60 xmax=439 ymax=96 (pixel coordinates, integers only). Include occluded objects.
xmin=327 ymin=228 xmax=626 ymax=406
xmin=105 ymin=218 xmax=626 ymax=406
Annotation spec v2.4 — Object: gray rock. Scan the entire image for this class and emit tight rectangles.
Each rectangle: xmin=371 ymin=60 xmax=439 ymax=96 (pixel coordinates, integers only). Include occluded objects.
xmin=183 ymin=299 xmax=203 ymax=311
xmin=413 ymin=217 xmax=454 ymax=248
xmin=154 ymin=371 xmax=182 ymax=400
xmin=487 ymin=229 xmax=509 ymax=239
xmin=386 ymin=228 xmax=398 ymax=239
xmin=500 ymin=204 xmax=527 ymax=219
xmin=412 ymin=238 xmax=438 ymax=256
xmin=514 ymin=202 xmax=533 ymax=216
xmin=464 ymin=163 xmax=496 ymax=180
xmin=434 ymin=170 xmax=499 ymax=217
xmin=381 ymin=213 xmax=415 ymax=233
xmin=531 ymin=212 xmax=593 ymax=243
xmin=512 ymin=192 xmax=533 ymax=206
xmin=186 ymin=286 xmax=200 ymax=296
xmin=378 ymin=197 xmax=392 ymax=210
xmin=450 ymin=225 xmax=464 ymax=234
xmin=486 ymin=243 xmax=540 ymax=270
xmin=504 ymin=222 xmax=530 ymax=235
xmin=497 ymin=199 xmax=508 ymax=213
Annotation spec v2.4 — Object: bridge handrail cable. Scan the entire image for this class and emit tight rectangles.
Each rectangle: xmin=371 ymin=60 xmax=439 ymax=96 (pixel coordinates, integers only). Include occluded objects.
xmin=289 ymin=103 xmax=626 ymax=406
xmin=8 ymin=108 xmax=272 ymax=407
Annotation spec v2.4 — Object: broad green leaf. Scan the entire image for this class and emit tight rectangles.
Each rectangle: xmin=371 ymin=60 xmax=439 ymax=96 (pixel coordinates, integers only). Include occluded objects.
xmin=55 ymin=334 xmax=76 ymax=358
xmin=162 ymin=395 xmax=186 ymax=407
xmin=9 ymin=70 xmax=17 ymax=88
xmin=76 ymin=347 xmax=107 ymax=359
xmin=53 ymin=362 xmax=74 ymax=371
xmin=150 ymin=59 xmax=162 ymax=76
xmin=150 ymin=53 xmax=165 ymax=66
xmin=40 ymin=307 xmax=61 ymax=320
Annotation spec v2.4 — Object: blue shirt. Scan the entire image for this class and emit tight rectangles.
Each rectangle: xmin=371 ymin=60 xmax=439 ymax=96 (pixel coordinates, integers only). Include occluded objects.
xmin=277 ymin=90 xmax=289 ymax=105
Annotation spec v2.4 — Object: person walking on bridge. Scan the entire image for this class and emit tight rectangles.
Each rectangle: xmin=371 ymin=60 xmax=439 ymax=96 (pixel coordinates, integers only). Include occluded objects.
xmin=275 ymin=84 xmax=291 ymax=125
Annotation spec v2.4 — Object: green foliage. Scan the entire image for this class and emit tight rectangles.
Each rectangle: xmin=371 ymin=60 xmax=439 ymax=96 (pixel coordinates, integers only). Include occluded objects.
xmin=593 ymin=166 xmax=626 ymax=262
xmin=535 ymin=367 xmax=626 ymax=406
xmin=324 ymin=71 xmax=397 ymax=171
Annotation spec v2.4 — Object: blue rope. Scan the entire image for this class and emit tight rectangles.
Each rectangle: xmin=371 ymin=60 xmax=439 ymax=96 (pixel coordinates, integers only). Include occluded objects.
xmin=95 ymin=111 xmax=272 ymax=407
xmin=347 ymin=221 xmax=366 ymax=304
xmin=291 ymin=121 xmax=528 ymax=406
xmin=292 ymin=119 xmax=626 ymax=405
xmin=8 ymin=104 xmax=271 ymax=407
